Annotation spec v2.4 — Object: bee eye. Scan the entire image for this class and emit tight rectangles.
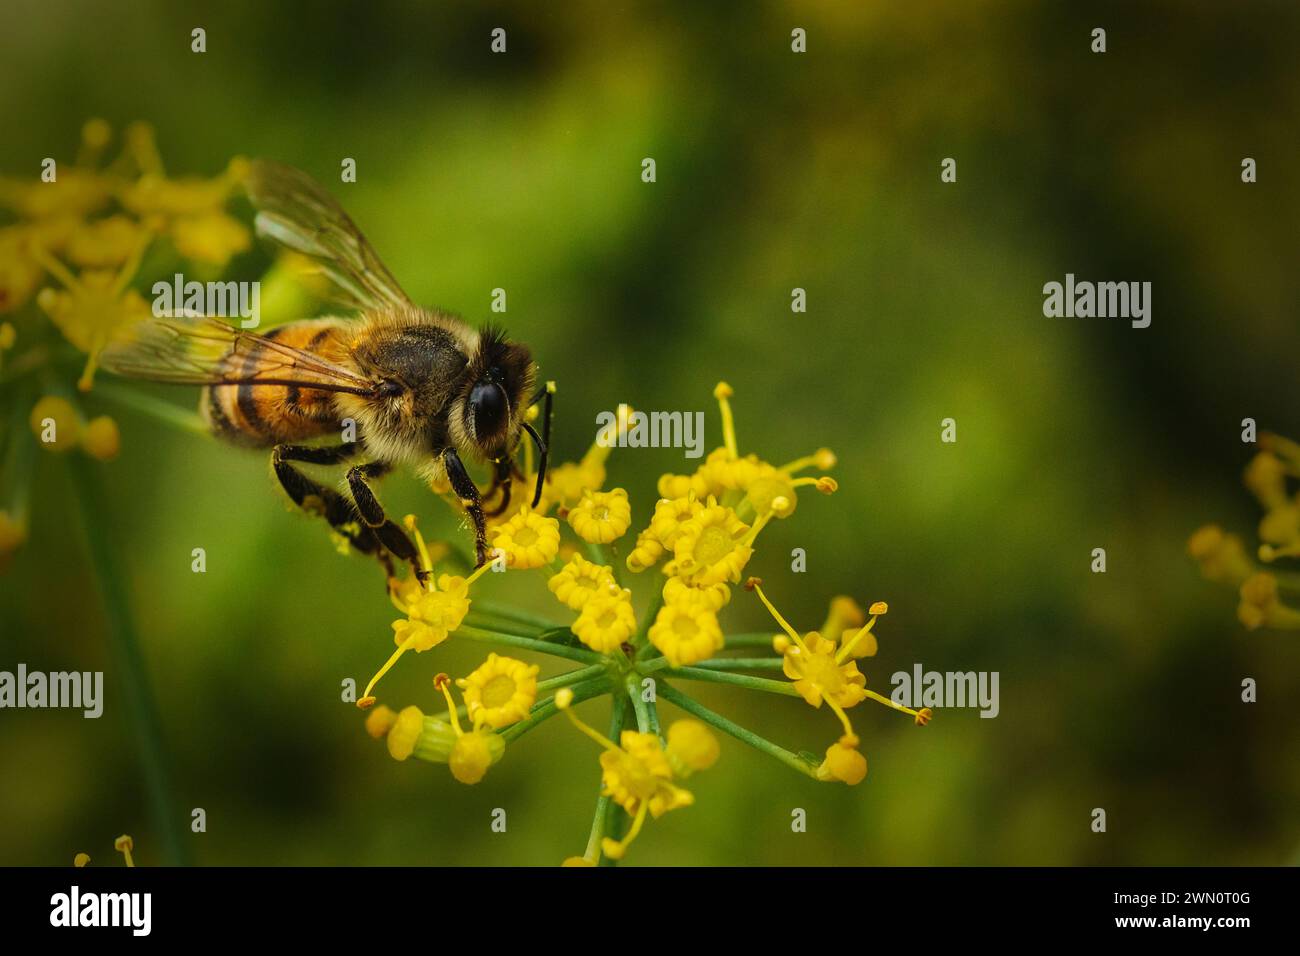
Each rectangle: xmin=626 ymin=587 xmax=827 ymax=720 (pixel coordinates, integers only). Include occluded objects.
xmin=470 ymin=380 xmax=507 ymax=438
xmin=378 ymin=380 xmax=403 ymax=398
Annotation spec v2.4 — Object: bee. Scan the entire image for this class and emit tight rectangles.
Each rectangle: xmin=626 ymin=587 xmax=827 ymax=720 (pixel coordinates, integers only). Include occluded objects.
xmin=101 ymin=160 xmax=549 ymax=579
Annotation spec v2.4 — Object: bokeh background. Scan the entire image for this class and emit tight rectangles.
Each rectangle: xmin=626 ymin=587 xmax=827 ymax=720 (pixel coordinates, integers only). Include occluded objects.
xmin=2 ymin=0 xmax=1299 ymax=866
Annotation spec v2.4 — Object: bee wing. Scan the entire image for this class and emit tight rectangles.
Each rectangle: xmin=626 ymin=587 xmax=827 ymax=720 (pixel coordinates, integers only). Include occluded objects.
xmin=245 ymin=160 xmax=413 ymax=313
xmin=100 ymin=313 xmax=379 ymax=396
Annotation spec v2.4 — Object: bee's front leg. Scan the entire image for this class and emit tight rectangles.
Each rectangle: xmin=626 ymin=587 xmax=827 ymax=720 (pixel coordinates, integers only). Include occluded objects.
xmin=442 ymin=448 xmax=489 ymax=566
xmin=345 ymin=461 xmax=424 ymax=579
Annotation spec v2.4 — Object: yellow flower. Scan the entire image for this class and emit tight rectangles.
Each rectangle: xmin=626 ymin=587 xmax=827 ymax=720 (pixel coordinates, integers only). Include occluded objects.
xmin=1237 ymin=572 xmax=1300 ymax=630
xmin=387 ymin=705 xmax=425 ymax=761
xmin=567 ymin=488 xmax=632 ymax=544
xmin=457 ymin=653 xmax=539 ymax=729
xmin=1187 ymin=524 xmax=1254 ymax=586
xmin=0 ymin=169 xmax=113 ymax=220
xmin=562 ymin=856 xmax=596 ymax=867
xmin=816 ymin=734 xmax=867 ymax=785
xmin=782 ymin=631 xmax=867 ymax=710
xmin=671 ymin=499 xmax=757 ymax=585
xmin=170 ymin=211 xmax=251 ymax=267
xmin=554 ymin=689 xmax=701 ymax=862
xmin=80 ymin=415 xmax=121 ymax=461
xmin=666 ymin=719 xmax=720 ymax=775
xmin=29 ymin=395 xmax=80 ymax=452
xmin=547 ymin=553 xmax=616 ymax=611
xmin=364 ymin=704 xmax=398 ymax=739
xmin=820 ymin=596 xmax=865 ymax=644
xmin=491 ymin=507 xmax=561 ymax=569
xmin=434 ymin=674 xmax=506 ymax=784
xmin=662 ymin=574 xmax=731 ymax=611
xmin=392 ymin=574 xmax=473 ymax=652
xmin=34 ymin=247 xmax=153 ymax=391
xmin=118 ymin=157 xmax=248 ymax=218
xmin=648 ymin=600 xmax=724 ymax=666
xmin=625 ymin=529 xmax=664 ymax=572
xmin=571 ymin=587 xmax=637 ymax=653
xmin=65 ymin=215 xmax=150 ymax=268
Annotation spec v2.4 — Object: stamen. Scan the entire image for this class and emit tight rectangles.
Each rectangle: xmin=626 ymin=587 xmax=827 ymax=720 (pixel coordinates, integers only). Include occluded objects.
xmin=357 ymin=634 xmax=419 ymax=709
xmin=836 ymin=603 xmax=886 ymax=663
xmin=713 ymin=382 xmax=738 ymax=458
xmin=862 ymin=687 xmax=933 ymax=725
xmin=403 ymin=514 xmax=436 ymax=586
xmin=824 ymin=697 xmax=856 ymax=738
xmin=601 ymin=799 xmax=649 ymax=861
xmin=555 ymin=687 xmax=623 ymax=753
xmin=746 ymin=578 xmax=810 ymax=654
xmin=114 ymin=835 xmax=135 ymax=868
xmin=434 ymin=673 xmax=466 ymax=736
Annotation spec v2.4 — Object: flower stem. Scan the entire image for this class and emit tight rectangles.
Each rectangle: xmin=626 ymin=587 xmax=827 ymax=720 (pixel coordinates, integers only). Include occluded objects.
xmin=499 ymin=677 xmax=611 ymax=743
xmin=715 ymin=632 xmax=778 ymax=648
xmin=462 ymin=611 xmax=547 ymax=637
xmin=456 ymin=624 xmax=602 ymax=664
xmin=689 ymin=657 xmax=784 ymax=671
xmin=656 ymin=681 xmax=817 ymax=779
xmin=67 ymin=456 xmax=190 ymax=864
xmin=593 ymin=694 xmax=629 ymax=866
xmin=626 ymin=673 xmax=652 ymax=732
xmin=537 ymin=664 xmax=608 ymax=694
xmin=469 ymin=600 xmax=563 ymax=632
xmin=659 ymin=666 xmax=801 ymax=697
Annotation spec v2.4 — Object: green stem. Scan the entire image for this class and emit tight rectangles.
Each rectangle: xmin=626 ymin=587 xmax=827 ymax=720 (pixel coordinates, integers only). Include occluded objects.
xmin=689 ymin=657 xmax=784 ymax=671
xmin=537 ymin=664 xmax=608 ymax=694
xmin=469 ymin=600 xmax=563 ymax=632
xmin=456 ymin=624 xmax=602 ymax=664
xmin=626 ymin=673 xmax=652 ymax=732
xmin=587 ymin=542 xmax=623 ymax=587
xmin=462 ymin=611 xmax=546 ymax=637
xmin=499 ymin=677 xmax=611 ymax=743
xmin=93 ymin=381 xmax=208 ymax=436
xmin=719 ymin=632 xmax=779 ymax=649
xmin=67 ymin=456 xmax=189 ymax=864
xmin=656 ymin=681 xmax=817 ymax=779
xmin=660 ymin=666 xmax=800 ymax=696
xmin=634 ymin=582 xmax=666 ymax=657
xmin=594 ymin=694 xmax=629 ymax=866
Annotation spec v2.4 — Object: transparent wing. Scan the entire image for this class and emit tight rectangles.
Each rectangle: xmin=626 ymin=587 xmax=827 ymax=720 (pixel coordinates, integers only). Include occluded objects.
xmin=245 ymin=159 xmax=412 ymax=312
xmin=100 ymin=313 xmax=379 ymax=396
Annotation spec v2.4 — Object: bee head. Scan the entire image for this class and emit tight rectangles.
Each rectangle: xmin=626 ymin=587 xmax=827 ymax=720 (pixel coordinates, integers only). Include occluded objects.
xmin=463 ymin=326 xmax=534 ymax=458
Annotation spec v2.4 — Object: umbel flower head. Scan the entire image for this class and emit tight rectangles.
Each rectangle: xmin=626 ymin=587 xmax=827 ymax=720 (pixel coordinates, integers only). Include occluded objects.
xmin=1191 ymin=432 xmax=1300 ymax=630
xmin=356 ymin=382 xmax=935 ymax=864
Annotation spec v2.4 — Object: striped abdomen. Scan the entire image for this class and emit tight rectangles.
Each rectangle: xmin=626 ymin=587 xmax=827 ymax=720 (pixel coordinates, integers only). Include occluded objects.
xmin=200 ymin=319 xmax=351 ymax=447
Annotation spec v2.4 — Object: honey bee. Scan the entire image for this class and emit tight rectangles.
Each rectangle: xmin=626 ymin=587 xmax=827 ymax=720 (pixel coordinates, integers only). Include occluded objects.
xmin=101 ymin=161 xmax=549 ymax=579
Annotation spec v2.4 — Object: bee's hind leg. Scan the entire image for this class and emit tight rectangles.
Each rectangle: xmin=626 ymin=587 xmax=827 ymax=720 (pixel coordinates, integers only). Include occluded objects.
xmin=484 ymin=458 xmax=513 ymax=518
xmin=344 ymin=461 xmax=427 ymax=583
xmin=272 ymin=444 xmax=405 ymax=587
xmin=442 ymin=448 xmax=489 ymax=567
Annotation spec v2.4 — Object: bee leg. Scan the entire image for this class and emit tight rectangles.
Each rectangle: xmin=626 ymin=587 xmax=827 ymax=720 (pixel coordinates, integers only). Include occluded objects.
xmin=442 ymin=447 xmax=489 ymax=566
xmin=344 ymin=461 xmax=426 ymax=580
xmin=271 ymin=445 xmax=392 ymax=578
xmin=484 ymin=458 xmax=513 ymax=518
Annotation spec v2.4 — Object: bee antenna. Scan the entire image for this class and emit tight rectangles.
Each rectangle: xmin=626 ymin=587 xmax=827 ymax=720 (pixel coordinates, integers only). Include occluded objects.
xmin=522 ymin=421 xmax=548 ymax=508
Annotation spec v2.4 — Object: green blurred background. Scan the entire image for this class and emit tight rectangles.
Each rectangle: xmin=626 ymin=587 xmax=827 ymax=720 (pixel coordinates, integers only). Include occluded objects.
xmin=2 ymin=0 xmax=1299 ymax=865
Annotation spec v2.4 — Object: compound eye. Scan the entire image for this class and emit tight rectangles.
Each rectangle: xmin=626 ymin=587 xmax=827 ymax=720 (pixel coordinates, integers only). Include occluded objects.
xmin=470 ymin=380 xmax=507 ymax=439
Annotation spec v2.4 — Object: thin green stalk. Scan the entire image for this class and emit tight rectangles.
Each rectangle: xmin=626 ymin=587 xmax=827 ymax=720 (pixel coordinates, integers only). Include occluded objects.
xmin=587 ymin=542 xmax=622 ymax=587
xmin=456 ymin=624 xmax=602 ymax=664
xmin=537 ymin=663 xmax=608 ymax=694
xmin=656 ymin=681 xmax=817 ymax=779
xmin=594 ymin=694 xmax=629 ymax=866
xmin=717 ymin=632 xmax=780 ymax=649
xmin=626 ymin=673 xmax=652 ymax=732
xmin=94 ymin=381 xmax=208 ymax=436
xmin=644 ymin=696 xmax=662 ymax=737
xmin=469 ymin=599 xmax=563 ymax=632
xmin=499 ymin=677 xmax=611 ymax=743
xmin=634 ymin=583 xmax=666 ymax=657
xmin=67 ymin=456 xmax=189 ymax=864
xmin=689 ymin=657 xmax=784 ymax=671
xmin=661 ymin=666 xmax=800 ymax=696
xmin=462 ymin=611 xmax=547 ymax=637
